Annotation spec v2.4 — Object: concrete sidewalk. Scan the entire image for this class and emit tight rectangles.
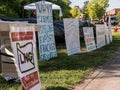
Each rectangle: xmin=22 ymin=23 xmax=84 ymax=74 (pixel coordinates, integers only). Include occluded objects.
xmin=74 ymin=48 xmax=120 ymax=90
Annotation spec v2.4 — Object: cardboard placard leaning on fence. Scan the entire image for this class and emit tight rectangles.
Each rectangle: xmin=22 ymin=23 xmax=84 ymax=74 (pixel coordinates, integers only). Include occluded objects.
xmin=9 ymin=23 xmax=41 ymax=90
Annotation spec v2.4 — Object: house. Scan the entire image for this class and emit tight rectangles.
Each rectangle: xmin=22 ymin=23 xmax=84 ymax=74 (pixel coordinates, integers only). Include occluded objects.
xmin=105 ymin=8 xmax=120 ymax=20
xmin=103 ymin=8 xmax=120 ymax=25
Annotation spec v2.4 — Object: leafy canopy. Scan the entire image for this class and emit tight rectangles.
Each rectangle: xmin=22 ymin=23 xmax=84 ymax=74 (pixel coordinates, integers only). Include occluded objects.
xmin=70 ymin=6 xmax=81 ymax=18
xmin=116 ymin=11 xmax=120 ymax=18
xmin=0 ymin=0 xmax=71 ymax=19
xmin=87 ymin=0 xmax=109 ymax=20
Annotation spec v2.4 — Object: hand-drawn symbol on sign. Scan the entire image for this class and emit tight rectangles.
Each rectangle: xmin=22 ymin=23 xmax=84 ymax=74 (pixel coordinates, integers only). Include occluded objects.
xmin=16 ymin=42 xmax=35 ymax=73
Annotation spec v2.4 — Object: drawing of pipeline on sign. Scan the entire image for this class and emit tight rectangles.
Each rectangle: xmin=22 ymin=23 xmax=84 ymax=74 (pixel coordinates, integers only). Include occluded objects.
xmin=16 ymin=42 xmax=35 ymax=73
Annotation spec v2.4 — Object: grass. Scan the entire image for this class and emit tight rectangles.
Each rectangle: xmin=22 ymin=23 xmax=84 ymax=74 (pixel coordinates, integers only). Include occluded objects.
xmin=0 ymin=31 xmax=120 ymax=90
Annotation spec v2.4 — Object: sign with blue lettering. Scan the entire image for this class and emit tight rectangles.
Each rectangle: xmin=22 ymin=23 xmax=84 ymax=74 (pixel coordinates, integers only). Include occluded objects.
xmin=63 ymin=18 xmax=80 ymax=56
xmin=36 ymin=3 xmax=57 ymax=60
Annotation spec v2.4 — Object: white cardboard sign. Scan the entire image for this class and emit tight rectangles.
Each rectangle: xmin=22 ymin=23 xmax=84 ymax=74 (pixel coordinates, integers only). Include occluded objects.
xmin=108 ymin=15 xmax=113 ymax=42
xmin=9 ymin=24 xmax=41 ymax=90
xmin=63 ymin=18 xmax=80 ymax=55
xmin=36 ymin=3 xmax=57 ymax=60
xmin=96 ymin=24 xmax=106 ymax=48
xmin=104 ymin=22 xmax=110 ymax=44
xmin=83 ymin=27 xmax=96 ymax=52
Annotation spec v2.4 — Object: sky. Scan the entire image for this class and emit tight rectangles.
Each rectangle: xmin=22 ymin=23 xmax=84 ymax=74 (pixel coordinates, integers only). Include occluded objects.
xmin=70 ymin=0 xmax=120 ymax=11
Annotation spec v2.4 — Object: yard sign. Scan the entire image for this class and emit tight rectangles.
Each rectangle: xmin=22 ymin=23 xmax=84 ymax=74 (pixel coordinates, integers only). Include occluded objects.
xmin=83 ymin=27 xmax=96 ymax=52
xmin=63 ymin=18 xmax=80 ymax=55
xmin=9 ymin=23 xmax=41 ymax=90
xmin=104 ymin=22 xmax=110 ymax=44
xmin=96 ymin=24 xmax=106 ymax=48
xmin=36 ymin=3 xmax=57 ymax=60
xmin=108 ymin=15 xmax=113 ymax=42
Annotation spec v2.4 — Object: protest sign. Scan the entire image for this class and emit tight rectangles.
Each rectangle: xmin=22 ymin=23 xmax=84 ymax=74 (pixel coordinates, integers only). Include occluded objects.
xmin=96 ymin=24 xmax=106 ymax=48
xmin=104 ymin=22 xmax=110 ymax=44
xmin=83 ymin=27 xmax=96 ymax=52
xmin=108 ymin=15 xmax=113 ymax=42
xmin=36 ymin=3 xmax=57 ymax=60
xmin=109 ymin=28 xmax=112 ymax=42
xmin=9 ymin=24 xmax=41 ymax=90
xmin=63 ymin=18 xmax=80 ymax=55
xmin=0 ymin=31 xmax=18 ymax=78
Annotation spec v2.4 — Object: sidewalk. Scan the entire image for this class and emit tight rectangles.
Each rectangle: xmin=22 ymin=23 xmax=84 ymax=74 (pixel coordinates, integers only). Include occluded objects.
xmin=74 ymin=48 xmax=120 ymax=90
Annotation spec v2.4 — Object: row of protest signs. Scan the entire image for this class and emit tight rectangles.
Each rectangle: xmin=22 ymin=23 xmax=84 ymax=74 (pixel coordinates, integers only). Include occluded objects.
xmin=0 ymin=21 xmax=112 ymax=90
xmin=63 ymin=19 xmax=112 ymax=55
xmin=0 ymin=3 xmax=113 ymax=90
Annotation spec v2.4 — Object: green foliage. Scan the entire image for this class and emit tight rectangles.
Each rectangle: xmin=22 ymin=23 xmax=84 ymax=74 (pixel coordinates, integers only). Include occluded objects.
xmin=116 ymin=11 xmax=120 ymax=18
xmin=87 ymin=0 xmax=109 ymax=20
xmin=82 ymin=1 xmax=89 ymax=19
xmin=0 ymin=0 xmax=31 ymax=18
xmin=0 ymin=3 xmax=19 ymax=18
xmin=70 ymin=6 xmax=81 ymax=18
xmin=0 ymin=0 xmax=71 ymax=19
xmin=47 ymin=0 xmax=71 ymax=19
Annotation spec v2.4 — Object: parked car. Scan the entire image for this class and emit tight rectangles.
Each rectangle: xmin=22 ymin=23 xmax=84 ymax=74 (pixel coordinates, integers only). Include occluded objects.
xmin=111 ymin=19 xmax=118 ymax=26
xmin=0 ymin=18 xmax=96 ymax=43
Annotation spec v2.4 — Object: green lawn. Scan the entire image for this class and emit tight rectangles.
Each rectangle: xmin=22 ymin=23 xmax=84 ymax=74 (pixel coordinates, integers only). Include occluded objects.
xmin=0 ymin=31 xmax=120 ymax=90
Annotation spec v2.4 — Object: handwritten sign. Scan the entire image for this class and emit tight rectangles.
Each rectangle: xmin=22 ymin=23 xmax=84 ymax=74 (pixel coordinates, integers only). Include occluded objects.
xmin=108 ymin=15 xmax=113 ymax=42
xmin=63 ymin=18 xmax=80 ymax=55
xmin=9 ymin=24 xmax=41 ymax=90
xmin=96 ymin=24 xmax=106 ymax=48
xmin=83 ymin=27 xmax=96 ymax=52
xmin=104 ymin=22 xmax=110 ymax=44
xmin=36 ymin=3 xmax=57 ymax=60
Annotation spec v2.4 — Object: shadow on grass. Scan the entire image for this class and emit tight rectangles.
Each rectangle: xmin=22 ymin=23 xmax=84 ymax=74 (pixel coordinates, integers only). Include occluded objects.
xmin=46 ymin=86 xmax=69 ymax=90
xmin=39 ymin=38 xmax=120 ymax=72
xmin=39 ymin=51 xmax=107 ymax=72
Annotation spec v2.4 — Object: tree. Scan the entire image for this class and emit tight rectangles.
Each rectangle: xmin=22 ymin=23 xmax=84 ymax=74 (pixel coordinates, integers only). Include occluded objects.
xmin=82 ymin=0 xmax=89 ymax=19
xmin=116 ymin=11 xmax=120 ymax=18
xmin=70 ymin=6 xmax=81 ymax=18
xmin=48 ymin=0 xmax=71 ymax=18
xmin=87 ymin=0 xmax=109 ymax=20
xmin=0 ymin=0 xmax=33 ymax=18
xmin=0 ymin=0 xmax=71 ymax=19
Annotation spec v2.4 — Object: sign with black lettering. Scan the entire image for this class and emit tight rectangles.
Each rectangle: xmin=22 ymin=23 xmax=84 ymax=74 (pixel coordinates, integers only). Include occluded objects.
xmin=9 ymin=24 xmax=41 ymax=90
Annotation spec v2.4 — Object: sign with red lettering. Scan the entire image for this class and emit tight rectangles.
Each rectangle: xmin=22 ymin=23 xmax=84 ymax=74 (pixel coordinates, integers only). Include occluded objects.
xmin=11 ymin=32 xmax=33 ymax=41
xmin=22 ymin=71 xmax=39 ymax=90
xmin=9 ymin=24 xmax=41 ymax=90
xmin=83 ymin=27 xmax=96 ymax=52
